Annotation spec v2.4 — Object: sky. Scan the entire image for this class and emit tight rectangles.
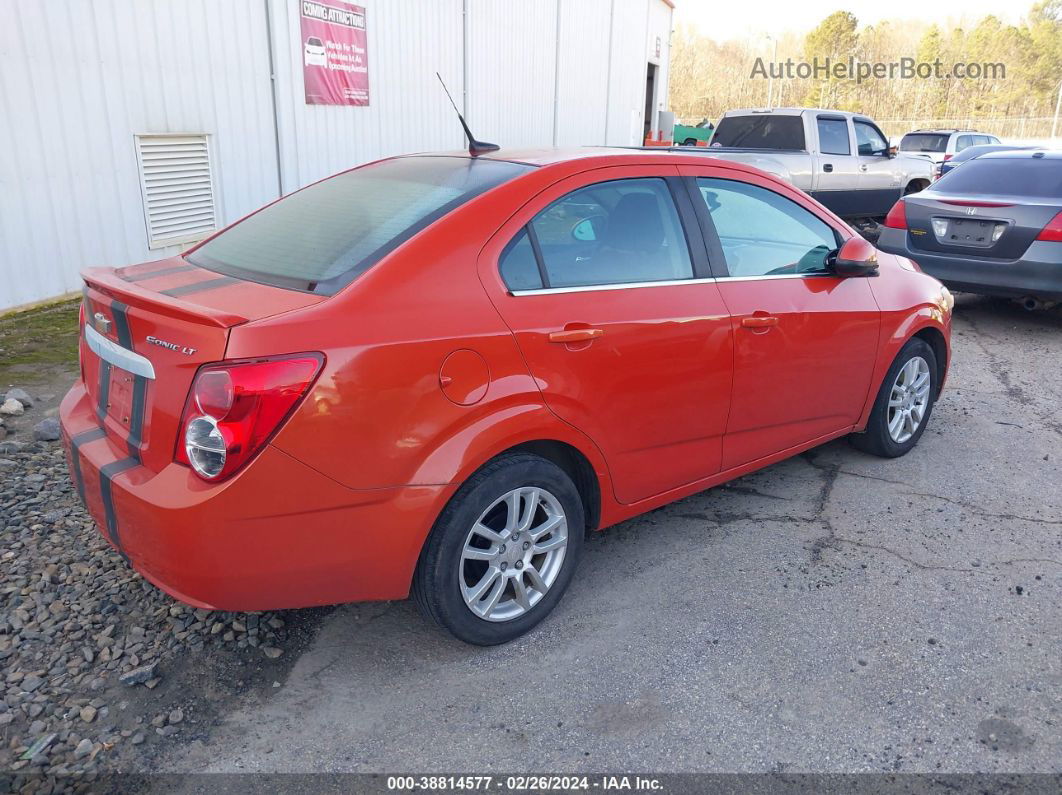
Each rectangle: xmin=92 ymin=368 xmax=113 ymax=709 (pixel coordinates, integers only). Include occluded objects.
xmin=672 ymin=0 xmax=1031 ymax=44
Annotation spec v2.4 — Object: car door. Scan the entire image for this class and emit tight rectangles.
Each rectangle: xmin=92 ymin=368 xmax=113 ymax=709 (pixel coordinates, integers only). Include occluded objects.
xmin=478 ymin=166 xmax=734 ymax=504
xmin=811 ymin=115 xmax=860 ymax=216
xmin=854 ymin=119 xmax=902 ymax=215
xmin=679 ymin=164 xmax=880 ymax=470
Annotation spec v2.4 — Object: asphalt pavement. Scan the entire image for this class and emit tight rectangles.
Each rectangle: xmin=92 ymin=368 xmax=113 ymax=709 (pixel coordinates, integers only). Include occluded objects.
xmin=166 ymin=295 xmax=1062 ymax=775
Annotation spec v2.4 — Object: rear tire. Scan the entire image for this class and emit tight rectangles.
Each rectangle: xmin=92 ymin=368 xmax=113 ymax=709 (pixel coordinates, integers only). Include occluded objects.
xmin=850 ymin=338 xmax=937 ymax=458
xmin=412 ymin=453 xmax=584 ymax=645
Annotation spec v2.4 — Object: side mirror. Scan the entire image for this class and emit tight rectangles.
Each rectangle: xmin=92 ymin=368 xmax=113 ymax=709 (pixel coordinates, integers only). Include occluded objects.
xmin=828 ymin=236 xmax=879 ymax=277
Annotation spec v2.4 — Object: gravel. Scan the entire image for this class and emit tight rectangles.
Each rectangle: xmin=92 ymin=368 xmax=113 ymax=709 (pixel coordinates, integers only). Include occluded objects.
xmin=0 ymin=387 xmax=304 ymax=776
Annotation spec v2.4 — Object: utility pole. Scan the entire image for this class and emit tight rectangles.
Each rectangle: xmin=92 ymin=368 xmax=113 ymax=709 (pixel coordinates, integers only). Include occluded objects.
xmin=1052 ymin=78 xmax=1062 ymax=140
xmin=765 ymin=35 xmax=778 ymax=108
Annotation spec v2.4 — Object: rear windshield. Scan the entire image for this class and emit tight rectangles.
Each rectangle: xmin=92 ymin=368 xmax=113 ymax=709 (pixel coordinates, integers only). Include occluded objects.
xmin=712 ymin=115 xmax=806 ymax=150
xmin=186 ymin=156 xmax=533 ymax=294
xmin=931 ymin=157 xmax=1062 ymax=198
xmin=899 ymin=133 xmax=948 ymax=153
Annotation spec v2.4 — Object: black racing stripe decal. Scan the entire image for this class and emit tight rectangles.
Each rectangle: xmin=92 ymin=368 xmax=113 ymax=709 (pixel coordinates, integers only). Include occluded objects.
xmin=110 ymin=301 xmax=146 ymax=461
xmin=159 ymin=276 xmax=239 ymax=297
xmin=120 ymin=264 xmax=196 ymax=282
xmin=99 ymin=457 xmax=139 ymax=561
xmin=69 ymin=427 xmax=106 ymax=505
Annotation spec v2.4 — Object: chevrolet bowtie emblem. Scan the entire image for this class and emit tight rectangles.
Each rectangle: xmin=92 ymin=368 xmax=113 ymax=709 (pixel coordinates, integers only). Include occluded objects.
xmin=93 ymin=312 xmax=112 ymax=334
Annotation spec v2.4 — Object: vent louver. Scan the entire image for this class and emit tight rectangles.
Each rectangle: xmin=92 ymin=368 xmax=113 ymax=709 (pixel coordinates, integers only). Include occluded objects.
xmin=134 ymin=134 xmax=217 ymax=249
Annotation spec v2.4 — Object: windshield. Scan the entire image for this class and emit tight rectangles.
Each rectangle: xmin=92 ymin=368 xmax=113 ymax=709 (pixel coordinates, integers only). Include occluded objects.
xmin=186 ymin=156 xmax=532 ymax=294
xmin=931 ymin=157 xmax=1062 ymax=198
xmin=712 ymin=115 xmax=805 ymax=150
xmin=900 ymin=133 xmax=948 ymax=153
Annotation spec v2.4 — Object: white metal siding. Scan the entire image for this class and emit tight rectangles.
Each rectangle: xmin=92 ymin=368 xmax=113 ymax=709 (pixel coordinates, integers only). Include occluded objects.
xmin=0 ymin=0 xmax=280 ymax=310
xmin=0 ymin=0 xmax=672 ymax=311
xmin=268 ymin=0 xmax=467 ymax=191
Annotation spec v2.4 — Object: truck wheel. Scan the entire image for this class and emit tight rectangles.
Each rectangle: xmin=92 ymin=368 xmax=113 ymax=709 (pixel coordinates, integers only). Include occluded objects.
xmin=682 ymin=138 xmax=697 ymax=146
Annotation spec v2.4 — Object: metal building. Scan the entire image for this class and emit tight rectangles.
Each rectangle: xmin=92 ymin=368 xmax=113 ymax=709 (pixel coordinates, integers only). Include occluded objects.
xmin=0 ymin=0 xmax=674 ymax=312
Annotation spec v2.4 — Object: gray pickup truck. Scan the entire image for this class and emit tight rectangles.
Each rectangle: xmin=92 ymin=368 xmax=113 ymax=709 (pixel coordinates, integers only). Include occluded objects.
xmin=699 ymin=108 xmax=934 ymax=220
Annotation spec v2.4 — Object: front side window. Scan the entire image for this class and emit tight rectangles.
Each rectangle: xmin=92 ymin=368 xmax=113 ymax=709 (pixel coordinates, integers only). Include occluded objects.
xmin=499 ymin=178 xmax=694 ymax=290
xmin=855 ymin=121 xmax=889 ymax=156
xmin=695 ymin=178 xmax=839 ymax=277
xmin=817 ymin=118 xmax=850 ymax=155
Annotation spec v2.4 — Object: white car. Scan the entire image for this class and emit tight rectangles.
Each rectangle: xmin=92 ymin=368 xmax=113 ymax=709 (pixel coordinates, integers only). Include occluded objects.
xmin=898 ymin=128 xmax=1001 ymax=167
xmin=304 ymin=37 xmax=326 ymax=67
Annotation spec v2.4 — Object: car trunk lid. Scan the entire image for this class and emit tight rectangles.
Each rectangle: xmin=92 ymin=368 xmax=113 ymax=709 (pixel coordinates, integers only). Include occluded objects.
xmin=902 ymin=193 xmax=1061 ymax=260
xmin=79 ymin=258 xmax=324 ymax=473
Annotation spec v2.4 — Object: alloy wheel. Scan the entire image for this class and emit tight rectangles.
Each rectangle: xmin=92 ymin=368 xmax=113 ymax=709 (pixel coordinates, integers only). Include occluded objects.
xmin=887 ymin=355 xmax=931 ymax=444
xmin=459 ymin=487 xmax=569 ymax=622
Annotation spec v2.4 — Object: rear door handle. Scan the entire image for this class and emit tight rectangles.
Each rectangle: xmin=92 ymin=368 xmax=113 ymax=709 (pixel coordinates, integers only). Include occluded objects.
xmin=859 ymin=164 xmax=869 ymax=172
xmin=549 ymin=328 xmax=604 ymax=343
xmin=823 ymin=163 xmax=833 ymax=172
xmin=741 ymin=316 xmax=779 ymax=329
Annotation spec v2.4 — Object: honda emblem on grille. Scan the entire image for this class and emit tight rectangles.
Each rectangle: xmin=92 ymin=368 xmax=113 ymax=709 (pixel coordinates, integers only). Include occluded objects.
xmin=966 ymin=207 xmax=976 ymax=215
xmin=93 ymin=312 xmax=112 ymax=334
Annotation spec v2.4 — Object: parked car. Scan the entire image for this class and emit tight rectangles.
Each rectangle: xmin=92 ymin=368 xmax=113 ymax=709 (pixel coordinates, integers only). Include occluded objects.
xmin=303 ymin=36 xmax=326 ymax=67
xmin=695 ymin=108 xmax=935 ymax=220
xmin=62 ymin=149 xmax=951 ymax=645
xmin=878 ymin=149 xmax=1062 ymax=308
xmin=674 ymin=118 xmax=714 ymax=146
xmin=936 ymin=144 xmax=1038 ymax=179
xmin=899 ymin=129 xmax=1001 ymax=170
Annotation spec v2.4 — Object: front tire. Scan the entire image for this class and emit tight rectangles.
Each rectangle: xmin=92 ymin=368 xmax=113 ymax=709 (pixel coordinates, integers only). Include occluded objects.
xmin=412 ymin=453 xmax=585 ymax=645
xmin=851 ymin=338 xmax=937 ymax=458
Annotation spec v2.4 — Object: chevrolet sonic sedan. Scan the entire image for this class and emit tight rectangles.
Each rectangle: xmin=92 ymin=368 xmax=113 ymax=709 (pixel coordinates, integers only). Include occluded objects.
xmin=61 ymin=149 xmax=952 ymax=645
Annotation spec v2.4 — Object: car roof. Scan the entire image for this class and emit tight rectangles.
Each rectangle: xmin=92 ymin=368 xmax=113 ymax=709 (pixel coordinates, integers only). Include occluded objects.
xmin=722 ymin=107 xmax=852 ymax=117
xmin=907 ymin=129 xmax=983 ymax=135
xmin=399 ymin=147 xmax=776 ymax=173
xmin=977 ymin=149 xmax=1062 ymax=161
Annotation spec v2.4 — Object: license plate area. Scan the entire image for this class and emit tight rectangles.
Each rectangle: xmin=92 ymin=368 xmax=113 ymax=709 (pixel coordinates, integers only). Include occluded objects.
xmin=105 ymin=368 xmax=136 ymax=430
xmin=933 ymin=216 xmax=1006 ymax=248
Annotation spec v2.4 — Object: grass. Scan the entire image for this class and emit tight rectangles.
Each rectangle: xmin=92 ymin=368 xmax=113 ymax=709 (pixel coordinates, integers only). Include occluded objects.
xmin=0 ymin=299 xmax=81 ymax=385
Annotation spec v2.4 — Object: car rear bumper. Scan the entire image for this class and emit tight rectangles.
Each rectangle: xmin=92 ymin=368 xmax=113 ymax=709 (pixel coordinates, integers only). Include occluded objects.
xmin=60 ymin=382 xmax=449 ymax=611
xmin=878 ymin=229 xmax=1062 ymax=300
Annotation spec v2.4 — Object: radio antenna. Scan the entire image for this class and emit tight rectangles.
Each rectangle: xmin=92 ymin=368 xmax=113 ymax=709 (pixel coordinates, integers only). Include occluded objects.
xmin=436 ymin=72 xmax=500 ymax=156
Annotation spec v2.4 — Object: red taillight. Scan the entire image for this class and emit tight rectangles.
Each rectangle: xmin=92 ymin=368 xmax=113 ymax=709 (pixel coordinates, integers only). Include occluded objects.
xmin=883 ymin=201 xmax=907 ymax=229
xmin=176 ymin=353 xmax=324 ymax=481
xmin=1037 ymin=210 xmax=1062 ymax=242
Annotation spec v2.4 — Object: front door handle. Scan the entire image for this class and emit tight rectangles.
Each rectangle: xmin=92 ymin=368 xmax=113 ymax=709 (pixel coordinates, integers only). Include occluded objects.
xmin=823 ymin=163 xmax=833 ymax=172
xmin=741 ymin=316 xmax=779 ymax=329
xmin=549 ymin=328 xmax=604 ymax=343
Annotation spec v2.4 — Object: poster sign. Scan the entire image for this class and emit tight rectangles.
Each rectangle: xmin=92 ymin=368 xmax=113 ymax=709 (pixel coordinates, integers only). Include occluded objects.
xmin=300 ymin=0 xmax=368 ymax=106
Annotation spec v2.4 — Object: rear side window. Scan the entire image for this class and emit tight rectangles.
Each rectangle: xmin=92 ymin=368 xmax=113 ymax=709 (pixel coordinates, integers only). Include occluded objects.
xmin=187 ymin=156 xmax=532 ymax=294
xmin=696 ymin=178 xmax=839 ymax=277
xmin=499 ymin=178 xmax=694 ymax=291
xmin=900 ymin=133 xmax=948 ymax=153
xmin=712 ymin=116 xmax=806 ymax=150
xmin=931 ymin=157 xmax=1062 ymax=198
xmin=817 ymin=118 xmax=850 ymax=155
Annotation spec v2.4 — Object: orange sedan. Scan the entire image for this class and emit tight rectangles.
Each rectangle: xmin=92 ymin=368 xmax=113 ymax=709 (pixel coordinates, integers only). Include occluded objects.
xmin=61 ymin=149 xmax=951 ymax=644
